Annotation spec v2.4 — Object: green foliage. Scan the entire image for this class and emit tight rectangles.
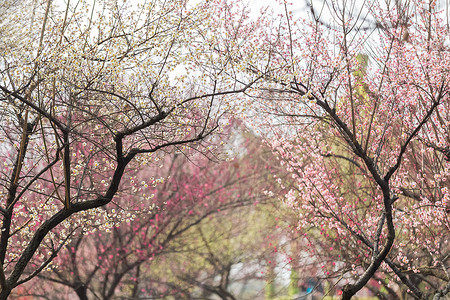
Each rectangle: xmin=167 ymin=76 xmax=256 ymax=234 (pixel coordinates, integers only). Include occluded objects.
xmin=353 ymin=54 xmax=369 ymax=78
xmin=288 ymin=269 xmax=299 ymax=296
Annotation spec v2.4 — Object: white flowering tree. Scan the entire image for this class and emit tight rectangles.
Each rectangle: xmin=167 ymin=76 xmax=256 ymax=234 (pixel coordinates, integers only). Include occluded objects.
xmin=0 ymin=0 xmax=267 ymax=297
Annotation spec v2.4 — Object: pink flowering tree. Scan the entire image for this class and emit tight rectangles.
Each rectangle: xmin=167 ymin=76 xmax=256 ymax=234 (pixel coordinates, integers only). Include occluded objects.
xmin=19 ymin=127 xmax=280 ymax=300
xmin=0 ymin=0 xmax=268 ymax=298
xmin=250 ymin=0 xmax=450 ymax=299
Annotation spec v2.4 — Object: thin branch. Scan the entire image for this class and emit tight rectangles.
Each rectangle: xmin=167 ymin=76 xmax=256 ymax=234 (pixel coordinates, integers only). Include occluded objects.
xmin=14 ymin=228 xmax=77 ymax=287
xmin=0 ymin=85 xmax=68 ymax=133
xmin=385 ymin=99 xmax=441 ymax=181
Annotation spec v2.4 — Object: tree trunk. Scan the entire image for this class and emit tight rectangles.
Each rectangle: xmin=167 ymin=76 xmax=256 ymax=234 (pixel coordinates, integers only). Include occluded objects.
xmin=0 ymin=287 xmax=11 ymax=300
xmin=75 ymin=284 xmax=89 ymax=300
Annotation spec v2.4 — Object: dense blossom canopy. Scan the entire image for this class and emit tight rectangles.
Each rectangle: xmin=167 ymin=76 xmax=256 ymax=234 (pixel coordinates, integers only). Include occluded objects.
xmin=249 ymin=0 xmax=450 ymax=298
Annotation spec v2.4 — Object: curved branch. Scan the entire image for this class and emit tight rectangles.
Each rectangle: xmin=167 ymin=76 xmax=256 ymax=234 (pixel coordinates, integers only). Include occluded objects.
xmin=0 ymin=85 xmax=68 ymax=133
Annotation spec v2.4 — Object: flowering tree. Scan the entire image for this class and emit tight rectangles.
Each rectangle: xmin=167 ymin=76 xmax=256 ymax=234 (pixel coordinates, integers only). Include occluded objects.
xmin=18 ymin=127 xmax=279 ymax=300
xmin=0 ymin=0 xmax=266 ymax=297
xmin=252 ymin=0 xmax=450 ymax=299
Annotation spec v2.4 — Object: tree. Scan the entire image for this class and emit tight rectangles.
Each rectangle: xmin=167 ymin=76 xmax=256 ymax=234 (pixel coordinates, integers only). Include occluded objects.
xmin=0 ymin=0 xmax=266 ymax=297
xmin=138 ymin=201 xmax=276 ymax=300
xmin=19 ymin=125 xmax=280 ymax=300
xmin=251 ymin=0 xmax=450 ymax=299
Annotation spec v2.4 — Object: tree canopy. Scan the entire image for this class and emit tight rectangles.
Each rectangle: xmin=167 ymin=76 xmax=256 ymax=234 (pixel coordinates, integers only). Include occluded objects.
xmin=1 ymin=0 xmax=449 ymax=299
